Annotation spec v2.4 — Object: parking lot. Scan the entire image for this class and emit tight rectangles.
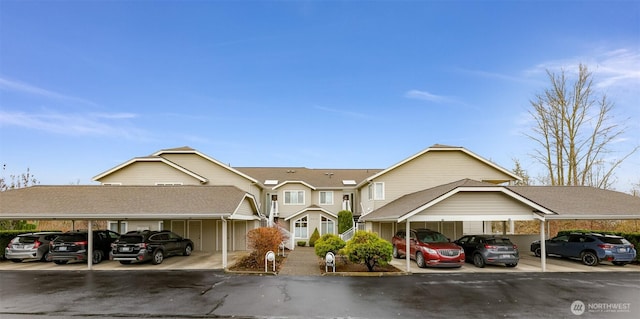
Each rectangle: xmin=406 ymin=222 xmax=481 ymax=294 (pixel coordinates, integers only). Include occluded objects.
xmin=1 ymin=250 xmax=638 ymax=273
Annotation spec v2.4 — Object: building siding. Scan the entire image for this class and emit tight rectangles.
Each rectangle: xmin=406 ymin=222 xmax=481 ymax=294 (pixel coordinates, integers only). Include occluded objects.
xmin=99 ymin=162 xmax=202 ymax=185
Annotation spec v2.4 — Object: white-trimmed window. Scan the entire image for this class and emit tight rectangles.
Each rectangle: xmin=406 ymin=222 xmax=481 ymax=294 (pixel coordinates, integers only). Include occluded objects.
xmin=294 ymin=216 xmax=308 ymax=238
xmin=368 ymin=182 xmax=385 ymax=200
xmin=108 ymin=221 xmax=127 ymax=233
xmin=319 ymin=191 xmax=334 ymax=205
xmin=320 ymin=216 xmax=335 ymax=235
xmin=284 ymin=190 xmax=305 ymax=205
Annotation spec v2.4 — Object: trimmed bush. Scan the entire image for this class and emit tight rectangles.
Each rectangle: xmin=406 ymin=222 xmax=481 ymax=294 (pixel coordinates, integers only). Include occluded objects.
xmin=314 ymin=233 xmax=346 ymax=258
xmin=246 ymin=227 xmax=283 ymax=265
xmin=309 ymin=228 xmax=320 ymax=247
xmin=338 ymin=210 xmax=353 ymax=234
xmin=297 ymin=241 xmax=307 ymax=247
xmin=342 ymin=230 xmax=393 ymax=271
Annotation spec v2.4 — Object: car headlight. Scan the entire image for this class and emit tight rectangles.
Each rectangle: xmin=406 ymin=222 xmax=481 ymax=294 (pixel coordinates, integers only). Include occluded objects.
xmin=424 ymin=247 xmax=437 ymax=254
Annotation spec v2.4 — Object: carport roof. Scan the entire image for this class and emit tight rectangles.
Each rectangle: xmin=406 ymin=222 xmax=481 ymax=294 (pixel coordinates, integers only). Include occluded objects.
xmin=507 ymin=186 xmax=640 ymax=219
xmin=360 ymin=179 xmax=640 ymax=222
xmin=0 ymin=185 xmax=260 ymax=220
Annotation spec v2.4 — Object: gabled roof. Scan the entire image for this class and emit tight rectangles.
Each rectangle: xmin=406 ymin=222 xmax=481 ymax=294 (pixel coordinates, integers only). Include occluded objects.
xmin=357 ymin=144 xmax=521 ymax=187
xmin=92 ymin=156 xmax=208 ymax=183
xmin=152 ymin=147 xmax=260 ymax=185
xmin=361 ymin=179 xmax=554 ymax=222
xmin=0 ymin=185 xmax=260 ymax=220
xmin=235 ymin=167 xmax=382 ymax=189
xmin=360 ymin=179 xmax=640 ymax=222
xmin=284 ymin=205 xmax=338 ymax=221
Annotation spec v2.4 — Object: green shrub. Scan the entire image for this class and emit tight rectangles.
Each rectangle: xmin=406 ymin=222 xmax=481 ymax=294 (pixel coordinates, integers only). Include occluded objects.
xmin=338 ymin=210 xmax=353 ymax=234
xmin=297 ymin=241 xmax=307 ymax=247
xmin=314 ymin=233 xmax=346 ymax=258
xmin=342 ymin=230 xmax=392 ymax=271
xmin=309 ymin=228 xmax=320 ymax=247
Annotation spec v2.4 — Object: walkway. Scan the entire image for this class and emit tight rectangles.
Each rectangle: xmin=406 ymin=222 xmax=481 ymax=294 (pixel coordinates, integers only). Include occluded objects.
xmin=278 ymin=246 xmax=322 ymax=276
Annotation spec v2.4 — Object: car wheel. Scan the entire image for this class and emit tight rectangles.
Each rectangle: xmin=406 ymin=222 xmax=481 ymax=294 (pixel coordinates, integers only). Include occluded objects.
xmin=152 ymin=250 xmax=164 ymax=265
xmin=40 ymin=251 xmax=50 ymax=262
xmin=53 ymin=260 xmax=68 ymax=265
xmin=92 ymin=251 xmax=103 ymax=264
xmin=505 ymin=263 xmax=518 ymax=268
xmin=183 ymin=245 xmax=193 ymax=256
xmin=534 ymin=247 xmax=542 ymax=257
xmin=10 ymin=259 xmax=22 ymax=263
xmin=119 ymin=261 xmax=132 ymax=265
xmin=580 ymin=251 xmax=598 ymax=266
xmin=392 ymin=245 xmax=400 ymax=258
xmin=473 ymin=253 xmax=485 ymax=268
xmin=416 ymin=252 xmax=426 ymax=268
xmin=612 ymin=261 xmax=627 ymax=266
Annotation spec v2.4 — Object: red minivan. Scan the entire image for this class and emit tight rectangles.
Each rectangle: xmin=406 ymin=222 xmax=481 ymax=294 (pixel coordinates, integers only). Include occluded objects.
xmin=392 ymin=228 xmax=465 ymax=268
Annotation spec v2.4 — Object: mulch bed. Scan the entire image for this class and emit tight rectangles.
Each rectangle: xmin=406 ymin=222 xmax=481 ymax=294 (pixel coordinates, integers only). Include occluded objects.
xmin=318 ymin=256 xmax=402 ymax=273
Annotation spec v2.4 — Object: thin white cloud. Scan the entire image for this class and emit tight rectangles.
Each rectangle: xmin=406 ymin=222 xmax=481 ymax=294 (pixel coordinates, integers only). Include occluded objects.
xmin=404 ymin=89 xmax=452 ymax=103
xmin=0 ymin=77 xmax=98 ymax=107
xmin=0 ymin=110 xmax=144 ymax=139
xmin=527 ymin=48 xmax=640 ymax=91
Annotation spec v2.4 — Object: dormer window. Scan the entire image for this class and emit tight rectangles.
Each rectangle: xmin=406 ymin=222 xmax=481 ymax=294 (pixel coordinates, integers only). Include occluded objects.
xmin=368 ymin=182 xmax=385 ymax=200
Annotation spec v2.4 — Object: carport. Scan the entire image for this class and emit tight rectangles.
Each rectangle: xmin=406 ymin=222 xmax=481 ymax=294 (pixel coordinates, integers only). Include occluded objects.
xmin=360 ymin=180 xmax=640 ymax=272
xmin=0 ymin=185 xmax=263 ymax=270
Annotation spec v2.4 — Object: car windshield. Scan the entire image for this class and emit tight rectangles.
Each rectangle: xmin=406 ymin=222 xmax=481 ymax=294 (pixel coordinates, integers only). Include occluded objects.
xmin=15 ymin=236 xmax=38 ymax=244
xmin=485 ymin=238 xmax=513 ymax=245
xmin=600 ymin=236 xmax=628 ymax=245
xmin=118 ymin=235 xmax=144 ymax=243
xmin=55 ymin=234 xmax=86 ymax=242
xmin=417 ymin=231 xmax=448 ymax=243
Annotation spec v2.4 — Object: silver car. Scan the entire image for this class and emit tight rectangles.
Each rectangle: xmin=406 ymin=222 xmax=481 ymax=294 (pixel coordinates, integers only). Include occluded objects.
xmin=5 ymin=232 xmax=63 ymax=262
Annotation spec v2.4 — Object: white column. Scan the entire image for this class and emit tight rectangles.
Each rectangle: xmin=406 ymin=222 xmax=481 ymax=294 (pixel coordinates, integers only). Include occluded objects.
xmin=87 ymin=221 xmax=93 ymax=271
xmin=540 ymin=219 xmax=546 ymax=272
xmin=222 ymin=218 xmax=228 ymax=269
xmin=405 ymin=220 xmax=411 ymax=273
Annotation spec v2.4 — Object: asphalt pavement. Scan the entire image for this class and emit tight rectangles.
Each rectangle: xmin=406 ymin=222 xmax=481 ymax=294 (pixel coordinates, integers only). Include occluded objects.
xmin=0 ymin=270 xmax=638 ymax=318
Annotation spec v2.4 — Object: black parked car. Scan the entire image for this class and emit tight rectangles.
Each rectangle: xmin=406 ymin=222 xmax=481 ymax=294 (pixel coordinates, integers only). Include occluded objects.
xmin=531 ymin=232 xmax=637 ymax=266
xmin=110 ymin=230 xmax=194 ymax=265
xmin=454 ymin=235 xmax=519 ymax=268
xmin=49 ymin=230 xmax=120 ymax=264
xmin=5 ymin=232 xmax=63 ymax=262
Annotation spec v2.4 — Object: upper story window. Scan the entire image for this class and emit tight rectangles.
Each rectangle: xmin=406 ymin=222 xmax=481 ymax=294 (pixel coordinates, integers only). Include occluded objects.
xmin=284 ymin=190 xmax=305 ymax=205
xmin=319 ymin=191 xmax=333 ymax=205
xmin=368 ymin=182 xmax=385 ymax=200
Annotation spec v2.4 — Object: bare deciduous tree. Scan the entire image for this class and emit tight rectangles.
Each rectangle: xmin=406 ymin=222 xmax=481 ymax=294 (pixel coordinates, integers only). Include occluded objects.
xmin=1 ymin=164 xmax=39 ymax=229
xmin=527 ymin=64 xmax=638 ymax=189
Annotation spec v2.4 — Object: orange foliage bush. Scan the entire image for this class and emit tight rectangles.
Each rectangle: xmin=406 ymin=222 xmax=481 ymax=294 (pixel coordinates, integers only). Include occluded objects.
xmin=247 ymin=227 xmax=283 ymax=265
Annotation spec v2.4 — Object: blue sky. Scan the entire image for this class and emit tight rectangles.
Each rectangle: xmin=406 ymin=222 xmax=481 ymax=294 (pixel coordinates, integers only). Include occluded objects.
xmin=1 ymin=1 xmax=639 ymax=192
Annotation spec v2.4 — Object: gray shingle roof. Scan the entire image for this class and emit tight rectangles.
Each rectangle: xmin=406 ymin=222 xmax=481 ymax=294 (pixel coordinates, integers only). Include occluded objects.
xmin=235 ymin=167 xmax=383 ymax=188
xmin=507 ymin=186 xmax=640 ymax=218
xmin=0 ymin=185 xmax=255 ymax=220
xmin=361 ymin=180 xmax=640 ymax=221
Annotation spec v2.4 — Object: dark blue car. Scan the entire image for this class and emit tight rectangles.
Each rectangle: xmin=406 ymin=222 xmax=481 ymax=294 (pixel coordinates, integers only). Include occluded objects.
xmin=531 ymin=233 xmax=636 ymax=266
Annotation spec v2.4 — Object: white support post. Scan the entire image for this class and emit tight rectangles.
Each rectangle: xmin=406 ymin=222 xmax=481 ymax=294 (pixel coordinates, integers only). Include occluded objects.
xmin=87 ymin=221 xmax=93 ymax=271
xmin=222 ymin=218 xmax=228 ymax=269
xmin=405 ymin=220 xmax=411 ymax=273
xmin=540 ymin=219 xmax=546 ymax=272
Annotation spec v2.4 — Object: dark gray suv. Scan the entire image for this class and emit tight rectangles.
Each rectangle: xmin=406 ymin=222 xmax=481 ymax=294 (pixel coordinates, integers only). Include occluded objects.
xmin=110 ymin=230 xmax=193 ymax=265
xmin=531 ymin=232 xmax=637 ymax=266
xmin=454 ymin=235 xmax=519 ymax=268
